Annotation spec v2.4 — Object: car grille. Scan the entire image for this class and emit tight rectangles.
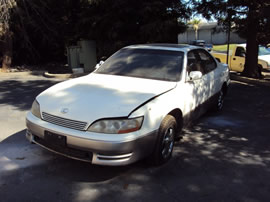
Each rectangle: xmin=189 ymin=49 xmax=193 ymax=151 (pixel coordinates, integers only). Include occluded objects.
xmin=42 ymin=112 xmax=88 ymax=131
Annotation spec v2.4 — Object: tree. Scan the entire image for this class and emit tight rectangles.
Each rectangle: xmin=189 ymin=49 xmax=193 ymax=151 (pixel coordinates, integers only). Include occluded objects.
xmin=188 ymin=19 xmax=201 ymax=40
xmin=10 ymin=0 xmax=85 ymax=65
xmin=77 ymin=0 xmax=190 ymax=58
xmin=2 ymin=0 xmax=190 ymax=67
xmin=192 ymin=0 xmax=270 ymax=78
xmin=0 ymin=0 xmax=16 ymax=72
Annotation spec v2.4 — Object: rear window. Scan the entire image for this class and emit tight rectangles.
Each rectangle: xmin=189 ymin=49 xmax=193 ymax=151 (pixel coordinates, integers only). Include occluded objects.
xmin=95 ymin=48 xmax=184 ymax=81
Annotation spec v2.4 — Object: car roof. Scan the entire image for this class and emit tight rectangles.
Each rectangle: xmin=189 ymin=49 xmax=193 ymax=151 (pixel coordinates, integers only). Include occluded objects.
xmin=193 ymin=40 xmax=205 ymax=42
xmin=235 ymin=44 xmax=267 ymax=49
xmin=125 ymin=44 xmax=201 ymax=53
xmin=238 ymin=44 xmax=246 ymax=48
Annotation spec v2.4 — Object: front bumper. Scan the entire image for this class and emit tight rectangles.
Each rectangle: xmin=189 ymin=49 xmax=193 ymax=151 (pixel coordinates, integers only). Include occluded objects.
xmin=26 ymin=112 xmax=157 ymax=166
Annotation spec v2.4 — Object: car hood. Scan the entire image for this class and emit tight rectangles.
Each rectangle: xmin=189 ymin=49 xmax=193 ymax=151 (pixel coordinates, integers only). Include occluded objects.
xmin=37 ymin=73 xmax=176 ymax=124
xmin=259 ymin=55 xmax=270 ymax=64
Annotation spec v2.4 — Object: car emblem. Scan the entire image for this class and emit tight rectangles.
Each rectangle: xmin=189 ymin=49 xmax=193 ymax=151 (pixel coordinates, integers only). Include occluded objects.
xmin=61 ymin=108 xmax=69 ymax=114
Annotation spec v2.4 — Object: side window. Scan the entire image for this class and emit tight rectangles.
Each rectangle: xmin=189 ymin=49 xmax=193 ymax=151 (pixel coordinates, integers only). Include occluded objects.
xmin=187 ymin=51 xmax=203 ymax=74
xmin=187 ymin=51 xmax=196 ymax=73
xmin=196 ymin=49 xmax=217 ymax=73
xmin=235 ymin=47 xmax=246 ymax=57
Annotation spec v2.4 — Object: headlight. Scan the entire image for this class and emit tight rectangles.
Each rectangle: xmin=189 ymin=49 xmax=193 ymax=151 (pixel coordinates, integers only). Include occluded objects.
xmin=31 ymin=100 xmax=41 ymax=119
xmin=87 ymin=117 xmax=143 ymax=134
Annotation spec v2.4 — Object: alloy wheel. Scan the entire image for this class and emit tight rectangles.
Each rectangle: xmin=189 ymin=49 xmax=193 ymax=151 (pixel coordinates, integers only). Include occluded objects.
xmin=161 ymin=127 xmax=175 ymax=159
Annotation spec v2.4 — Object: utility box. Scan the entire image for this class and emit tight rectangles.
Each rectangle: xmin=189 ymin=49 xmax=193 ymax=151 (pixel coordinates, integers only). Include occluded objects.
xmin=67 ymin=46 xmax=80 ymax=69
xmin=67 ymin=40 xmax=97 ymax=73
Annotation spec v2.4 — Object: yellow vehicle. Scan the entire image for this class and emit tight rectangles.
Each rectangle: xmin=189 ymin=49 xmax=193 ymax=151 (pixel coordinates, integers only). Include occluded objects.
xmin=212 ymin=44 xmax=270 ymax=72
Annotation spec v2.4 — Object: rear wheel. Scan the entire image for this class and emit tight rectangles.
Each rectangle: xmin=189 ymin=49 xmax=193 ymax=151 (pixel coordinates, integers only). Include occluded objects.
xmin=214 ymin=89 xmax=224 ymax=112
xmin=151 ymin=115 xmax=177 ymax=166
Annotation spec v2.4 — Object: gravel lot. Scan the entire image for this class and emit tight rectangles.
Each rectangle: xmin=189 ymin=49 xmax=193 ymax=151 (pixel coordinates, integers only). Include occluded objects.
xmin=0 ymin=72 xmax=270 ymax=202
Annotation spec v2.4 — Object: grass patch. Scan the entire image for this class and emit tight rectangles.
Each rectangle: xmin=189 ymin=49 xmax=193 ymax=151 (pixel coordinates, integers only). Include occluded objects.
xmin=213 ymin=44 xmax=237 ymax=52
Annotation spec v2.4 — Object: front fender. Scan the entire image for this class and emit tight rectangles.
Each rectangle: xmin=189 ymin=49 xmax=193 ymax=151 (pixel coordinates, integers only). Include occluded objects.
xmin=258 ymin=59 xmax=268 ymax=70
xmin=129 ymin=88 xmax=184 ymax=135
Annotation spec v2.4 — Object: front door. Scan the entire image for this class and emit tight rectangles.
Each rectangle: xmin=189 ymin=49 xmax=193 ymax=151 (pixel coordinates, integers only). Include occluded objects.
xmin=231 ymin=47 xmax=245 ymax=72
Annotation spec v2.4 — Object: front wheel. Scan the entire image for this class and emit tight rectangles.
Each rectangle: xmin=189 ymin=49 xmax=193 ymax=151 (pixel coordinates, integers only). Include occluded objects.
xmin=151 ymin=115 xmax=177 ymax=166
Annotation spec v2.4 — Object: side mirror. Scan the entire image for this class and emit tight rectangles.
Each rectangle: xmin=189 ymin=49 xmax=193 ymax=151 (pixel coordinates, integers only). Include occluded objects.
xmin=189 ymin=71 xmax=202 ymax=81
xmin=95 ymin=60 xmax=104 ymax=69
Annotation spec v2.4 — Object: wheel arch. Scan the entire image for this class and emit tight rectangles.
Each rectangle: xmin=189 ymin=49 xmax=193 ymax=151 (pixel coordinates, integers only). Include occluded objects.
xmin=168 ymin=108 xmax=183 ymax=133
xmin=222 ymin=82 xmax=228 ymax=96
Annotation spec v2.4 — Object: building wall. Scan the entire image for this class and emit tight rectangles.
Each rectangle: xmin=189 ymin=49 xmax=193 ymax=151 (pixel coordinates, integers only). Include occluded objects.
xmin=178 ymin=28 xmax=246 ymax=45
xmin=198 ymin=30 xmax=212 ymax=44
xmin=211 ymin=32 xmax=227 ymax=44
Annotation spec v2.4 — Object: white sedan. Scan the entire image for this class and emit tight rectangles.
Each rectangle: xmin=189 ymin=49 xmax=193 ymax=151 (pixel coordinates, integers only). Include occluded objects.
xmin=26 ymin=44 xmax=230 ymax=166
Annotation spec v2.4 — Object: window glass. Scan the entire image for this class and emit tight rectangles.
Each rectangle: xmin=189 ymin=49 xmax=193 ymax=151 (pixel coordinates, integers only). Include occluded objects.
xmin=235 ymin=47 xmax=246 ymax=57
xmin=196 ymin=49 xmax=217 ymax=73
xmin=96 ymin=48 xmax=184 ymax=81
xmin=187 ymin=51 xmax=203 ymax=73
xmin=187 ymin=51 xmax=196 ymax=67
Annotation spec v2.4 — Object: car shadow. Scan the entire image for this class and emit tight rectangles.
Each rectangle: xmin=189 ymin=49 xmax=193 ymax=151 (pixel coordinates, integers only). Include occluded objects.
xmin=0 ymin=129 xmax=135 ymax=183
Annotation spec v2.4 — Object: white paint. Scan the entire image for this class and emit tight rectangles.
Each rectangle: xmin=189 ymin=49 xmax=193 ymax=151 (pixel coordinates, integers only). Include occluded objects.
xmin=38 ymin=73 xmax=177 ymax=123
xmin=26 ymin=45 xmax=230 ymax=165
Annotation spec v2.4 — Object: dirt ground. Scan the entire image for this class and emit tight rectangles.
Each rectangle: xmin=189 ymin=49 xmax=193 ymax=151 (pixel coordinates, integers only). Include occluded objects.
xmin=0 ymin=71 xmax=270 ymax=202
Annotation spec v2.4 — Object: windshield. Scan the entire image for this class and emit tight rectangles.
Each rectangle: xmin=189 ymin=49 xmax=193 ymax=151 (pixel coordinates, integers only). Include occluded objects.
xmin=259 ymin=46 xmax=270 ymax=56
xmin=95 ymin=48 xmax=184 ymax=81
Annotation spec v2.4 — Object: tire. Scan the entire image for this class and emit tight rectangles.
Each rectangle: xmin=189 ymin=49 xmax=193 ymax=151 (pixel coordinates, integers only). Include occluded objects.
xmin=151 ymin=115 xmax=177 ymax=166
xmin=214 ymin=89 xmax=224 ymax=112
